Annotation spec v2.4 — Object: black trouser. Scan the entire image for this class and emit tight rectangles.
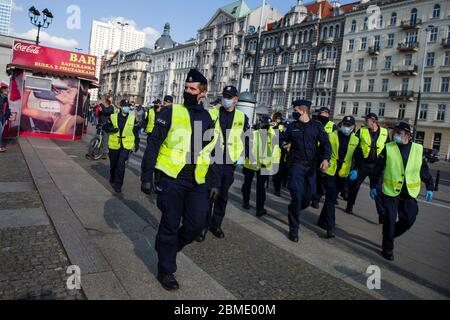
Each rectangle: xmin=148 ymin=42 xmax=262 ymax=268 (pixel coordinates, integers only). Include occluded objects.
xmin=141 ymin=134 xmax=152 ymax=183
xmin=155 ymin=174 xmax=208 ymax=274
xmin=208 ymin=164 xmax=236 ymax=229
xmin=382 ymin=195 xmax=418 ymax=251
xmin=273 ymin=156 xmax=289 ymax=192
xmin=313 ymin=171 xmax=327 ymax=203
xmin=109 ymin=148 xmax=131 ymax=189
xmin=346 ymin=163 xmax=385 ymax=216
xmin=318 ymin=174 xmax=347 ymax=231
xmin=242 ymin=167 xmax=268 ymax=210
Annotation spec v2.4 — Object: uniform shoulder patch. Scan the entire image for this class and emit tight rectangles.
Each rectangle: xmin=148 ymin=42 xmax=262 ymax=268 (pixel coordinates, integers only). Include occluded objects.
xmin=156 ymin=118 xmax=168 ymax=127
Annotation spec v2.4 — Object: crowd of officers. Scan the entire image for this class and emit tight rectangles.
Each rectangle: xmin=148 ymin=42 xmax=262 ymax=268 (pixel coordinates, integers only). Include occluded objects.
xmin=99 ymin=69 xmax=435 ymax=291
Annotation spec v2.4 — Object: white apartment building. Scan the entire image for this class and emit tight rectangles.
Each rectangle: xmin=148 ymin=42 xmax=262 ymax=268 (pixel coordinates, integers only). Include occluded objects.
xmin=89 ymin=19 xmax=146 ymax=100
xmin=197 ymin=0 xmax=281 ymax=100
xmin=0 ymin=0 xmax=11 ymax=35
xmin=335 ymin=0 xmax=450 ymax=159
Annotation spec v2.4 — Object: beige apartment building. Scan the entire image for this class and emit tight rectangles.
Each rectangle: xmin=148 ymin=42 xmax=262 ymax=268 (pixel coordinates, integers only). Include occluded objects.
xmin=335 ymin=0 xmax=450 ymax=159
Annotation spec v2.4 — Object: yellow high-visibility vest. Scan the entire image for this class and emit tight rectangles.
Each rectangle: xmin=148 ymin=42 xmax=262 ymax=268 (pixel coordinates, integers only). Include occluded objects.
xmin=325 ymin=131 xmax=360 ymax=177
xmin=383 ymin=142 xmax=423 ymax=198
xmin=208 ymin=108 xmax=245 ymax=163
xmin=155 ymin=104 xmax=218 ymax=185
xmin=108 ymin=113 xmax=136 ymax=151
xmin=360 ymin=127 xmax=388 ymax=159
xmin=244 ymin=127 xmax=281 ymax=173
xmin=145 ymin=109 xmax=156 ymax=134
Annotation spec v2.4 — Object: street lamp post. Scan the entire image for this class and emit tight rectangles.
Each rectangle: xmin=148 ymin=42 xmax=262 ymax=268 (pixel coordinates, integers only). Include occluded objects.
xmin=28 ymin=6 xmax=53 ymax=45
xmin=115 ymin=22 xmax=129 ymax=104
xmin=413 ymin=25 xmax=434 ymax=141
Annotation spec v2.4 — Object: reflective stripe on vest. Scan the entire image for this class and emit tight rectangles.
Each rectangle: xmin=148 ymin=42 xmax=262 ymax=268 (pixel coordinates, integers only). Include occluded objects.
xmin=145 ymin=109 xmax=156 ymax=134
xmin=325 ymin=131 xmax=360 ymax=178
xmin=108 ymin=113 xmax=136 ymax=151
xmin=360 ymin=127 xmax=388 ymax=159
xmin=244 ymin=127 xmax=281 ymax=173
xmin=155 ymin=104 xmax=217 ymax=184
xmin=383 ymin=142 xmax=423 ymax=198
xmin=208 ymin=108 xmax=245 ymax=163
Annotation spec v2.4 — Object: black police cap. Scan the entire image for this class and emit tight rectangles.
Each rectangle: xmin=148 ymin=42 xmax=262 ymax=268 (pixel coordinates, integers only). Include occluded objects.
xmin=153 ymin=99 xmax=162 ymax=105
xmin=292 ymin=99 xmax=312 ymax=108
xmin=119 ymin=99 xmax=129 ymax=107
xmin=223 ymin=85 xmax=238 ymax=97
xmin=394 ymin=122 xmax=412 ymax=134
xmin=342 ymin=115 xmax=356 ymax=126
xmin=317 ymin=107 xmax=331 ymax=114
xmin=365 ymin=113 xmax=379 ymax=121
xmin=186 ymin=69 xmax=208 ymax=85
xmin=163 ymin=95 xmax=173 ymax=103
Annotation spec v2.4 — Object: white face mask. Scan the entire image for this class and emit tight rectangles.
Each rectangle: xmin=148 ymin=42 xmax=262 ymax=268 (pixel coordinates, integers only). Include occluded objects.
xmin=221 ymin=97 xmax=235 ymax=109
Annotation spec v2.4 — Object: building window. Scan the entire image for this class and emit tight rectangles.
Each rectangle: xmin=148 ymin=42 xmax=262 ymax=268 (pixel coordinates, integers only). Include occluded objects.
xmin=368 ymin=79 xmax=375 ymax=92
xmin=419 ymin=104 xmax=428 ymax=120
xmin=437 ymin=104 xmax=446 ymax=121
xmin=385 ymin=56 xmax=392 ymax=69
xmin=433 ymin=133 xmax=442 ymax=152
xmin=365 ymin=102 xmax=372 ymax=115
xmin=363 ymin=17 xmax=368 ymax=31
xmin=441 ymin=77 xmax=450 ymax=93
xmin=355 ymin=80 xmax=361 ymax=93
xmin=361 ymin=37 xmax=367 ymax=50
xmin=348 ymin=39 xmax=355 ymax=51
xmin=352 ymin=102 xmax=359 ymax=115
xmin=445 ymin=52 xmax=450 ymax=66
xmin=370 ymin=57 xmax=378 ymax=70
xmin=426 ymin=52 xmax=435 ymax=67
xmin=410 ymin=8 xmax=418 ymax=25
xmin=282 ymin=53 xmax=290 ymax=65
xmin=433 ymin=4 xmax=441 ymax=19
xmin=379 ymin=103 xmax=386 ymax=117
xmin=423 ymin=77 xmax=432 ymax=93
xmin=402 ymin=78 xmax=409 ymax=93
xmin=416 ymin=132 xmax=425 ymax=145
xmin=390 ymin=12 xmax=397 ymax=26
xmin=398 ymin=104 xmax=406 ymax=119
xmin=387 ymin=34 xmax=395 ymax=47
xmin=357 ymin=58 xmax=364 ymax=72
xmin=343 ymin=80 xmax=349 ymax=93
xmin=405 ymin=54 xmax=413 ymax=66
xmin=374 ymin=35 xmax=381 ymax=49
xmin=382 ymin=79 xmax=389 ymax=92
xmin=429 ymin=27 xmax=438 ymax=43
xmin=346 ymin=60 xmax=352 ymax=72
xmin=351 ymin=20 xmax=357 ymax=32
xmin=406 ymin=31 xmax=418 ymax=44
xmin=340 ymin=102 xmax=347 ymax=115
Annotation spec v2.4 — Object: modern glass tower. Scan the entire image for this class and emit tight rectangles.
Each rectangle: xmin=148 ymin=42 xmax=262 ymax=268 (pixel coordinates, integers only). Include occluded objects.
xmin=0 ymin=0 xmax=12 ymax=35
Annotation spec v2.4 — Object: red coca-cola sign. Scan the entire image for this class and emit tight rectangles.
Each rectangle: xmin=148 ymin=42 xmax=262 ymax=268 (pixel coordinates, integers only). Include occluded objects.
xmin=11 ymin=40 xmax=97 ymax=81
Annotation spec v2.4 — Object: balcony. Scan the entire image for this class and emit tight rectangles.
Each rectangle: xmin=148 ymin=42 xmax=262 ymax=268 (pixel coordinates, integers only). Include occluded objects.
xmin=234 ymin=45 xmax=242 ymax=51
xmin=244 ymin=67 xmax=254 ymax=74
xmin=400 ymin=19 xmax=422 ymax=30
xmin=231 ymin=58 xmax=240 ymax=65
xmin=246 ymin=50 xmax=256 ymax=56
xmin=389 ymin=90 xmax=415 ymax=102
xmin=315 ymin=82 xmax=333 ymax=90
xmin=316 ymin=58 xmax=336 ymax=69
xmin=397 ymin=42 xmax=419 ymax=52
xmin=321 ymin=37 xmax=335 ymax=45
xmin=368 ymin=46 xmax=380 ymax=56
xmin=442 ymin=38 xmax=450 ymax=49
xmin=392 ymin=65 xmax=418 ymax=76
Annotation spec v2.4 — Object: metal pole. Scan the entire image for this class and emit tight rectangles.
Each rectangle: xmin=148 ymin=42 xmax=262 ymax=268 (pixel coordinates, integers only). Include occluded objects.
xmin=238 ymin=14 xmax=249 ymax=93
xmin=36 ymin=25 xmax=41 ymax=45
xmin=413 ymin=28 xmax=430 ymax=142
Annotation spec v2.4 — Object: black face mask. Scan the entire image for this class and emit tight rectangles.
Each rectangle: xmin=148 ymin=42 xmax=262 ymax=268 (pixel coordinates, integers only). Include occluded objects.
xmin=183 ymin=91 xmax=199 ymax=108
xmin=318 ymin=115 xmax=329 ymax=124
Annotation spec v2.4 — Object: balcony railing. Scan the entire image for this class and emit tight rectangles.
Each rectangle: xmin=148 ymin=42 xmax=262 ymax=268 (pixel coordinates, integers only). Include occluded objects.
xmin=315 ymin=82 xmax=333 ymax=90
xmin=392 ymin=65 xmax=418 ymax=76
xmin=400 ymin=19 xmax=422 ymax=30
xmin=322 ymin=37 xmax=335 ymax=45
xmin=368 ymin=46 xmax=381 ymax=55
xmin=397 ymin=42 xmax=419 ymax=52
xmin=442 ymin=38 xmax=450 ymax=48
xmin=316 ymin=58 xmax=336 ymax=69
xmin=389 ymin=90 xmax=415 ymax=102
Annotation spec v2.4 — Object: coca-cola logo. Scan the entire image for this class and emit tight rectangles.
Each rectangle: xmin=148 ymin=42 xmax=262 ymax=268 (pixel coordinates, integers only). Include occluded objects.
xmin=13 ymin=42 xmax=41 ymax=54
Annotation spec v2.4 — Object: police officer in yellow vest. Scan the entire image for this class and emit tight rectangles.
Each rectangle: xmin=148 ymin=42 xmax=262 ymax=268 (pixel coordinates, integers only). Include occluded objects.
xmin=272 ymin=112 xmax=289 ymax=197
xmin=370 ymin=122 xmax=434 ymax=261
xmin=312 ymin=107 xmax=337 ymax=209
xmin=140 ymin=69 xmax=219 ymax=290
xmin=242 ymin=116 xmax=281 ymax=217
xmin=141 ymin=98 xmax=170 ymax=191
xmin=103 ymin=99 xmax=140 ymax=194
xmin=318 ymin=116 xmax=359 ymax=239
xmin=346 ymin=113 xmax=389 ymax=223
xmin=197 ymin=86 xmax=249 ymax=242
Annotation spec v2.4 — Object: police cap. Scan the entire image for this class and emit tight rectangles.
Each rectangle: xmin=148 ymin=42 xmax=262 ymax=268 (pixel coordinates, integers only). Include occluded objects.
xmin=394 ymin=122 xmax=412 ymax=134
xmin=292 ymin=99 xmax=312 ymax=108
xmin=186 ymin=69 xmax=208 ymax=85
xmin=222 ymin=85 xmax=238 ymax=98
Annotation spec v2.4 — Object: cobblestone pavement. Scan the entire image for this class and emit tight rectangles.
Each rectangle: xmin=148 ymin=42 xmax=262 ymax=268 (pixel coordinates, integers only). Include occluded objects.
xmin=55 ymin=137 xmax=374 ymax=300
xmin=0 ymin=142 xmax=85 ymax=300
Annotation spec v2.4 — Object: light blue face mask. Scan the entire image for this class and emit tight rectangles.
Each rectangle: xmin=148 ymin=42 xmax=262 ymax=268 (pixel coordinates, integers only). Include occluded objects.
xmin=341 ymin=126 xmax=353 ymax=136
xmin=221 ymin=97 xmax=235 ymax=109
xmin=122 ymin=107 xmax=131 ymax=114
xmin=393 ymin=134 xmax=404 ymax=144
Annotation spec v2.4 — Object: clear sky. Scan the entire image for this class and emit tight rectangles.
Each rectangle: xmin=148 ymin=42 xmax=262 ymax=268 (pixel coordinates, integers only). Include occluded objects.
xmin=11 ymin=0 xmax=356 ymax=52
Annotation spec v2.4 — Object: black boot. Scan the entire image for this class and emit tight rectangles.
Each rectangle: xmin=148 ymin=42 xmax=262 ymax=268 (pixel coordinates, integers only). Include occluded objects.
xmin=326 ymin=229 xmax=336 ymax=239
xmin=242 ymin=201 xmax=250 ymax=210
xmin=288 ymin=232 xmax=299 ymax=243
xmin=311 ymin=201 xmax=320 ymax=209
xmin=157 ymin=273 xmax=180 ymax=291
xmin=345 ymin=206 xmax=354 ymax=215
xmin=195 ymin=230 xmax=207 ymax=243
xmin=378 ymin=214 xmax=386 ymax=225
xmin=381 ymin=249 xmax=395 ymax=261
xmin=209 ymin=227 xmax=225 ymax=239
xmin=274 ymin=190 xmax=281 ymax=197
xmin=256 ymin=208 xmax=267 ymax=217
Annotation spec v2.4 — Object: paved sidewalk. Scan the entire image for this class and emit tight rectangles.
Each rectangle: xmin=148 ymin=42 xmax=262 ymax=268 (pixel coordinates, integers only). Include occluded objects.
xmin=0 ymin=142 xmax=84 ymax=300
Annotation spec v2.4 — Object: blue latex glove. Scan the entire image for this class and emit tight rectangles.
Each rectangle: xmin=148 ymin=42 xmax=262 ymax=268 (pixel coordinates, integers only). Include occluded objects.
xmin=349 ymin=170 xmax=358 ymax=181
xmin=370 ymin=188 xmax=378 ymax=200
xmin=235 ymin=158 xmax=244 ymax=169
xmin=425 ymin=190 xmax=433 ymax=202
xmin=140 ymin=128 xmax=145 ymax=134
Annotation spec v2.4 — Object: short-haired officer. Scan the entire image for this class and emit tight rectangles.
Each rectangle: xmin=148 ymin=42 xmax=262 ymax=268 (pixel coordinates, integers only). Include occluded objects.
xmin=283 ymin=100 xmax=331 ymax=243
xmin=317 ymin=116 xmax=359 ymax=238
xmin=312 ymin=107 xmax=338 ymax=209
xmin=163 ymin=95 xmax=173 ymax=108
xmin=140 ymin=69 xmax=219 ymax=290
xmin=103 ymin=99 xmax=140 ymax=193
xmin=371 ymin=122 xmax=434 ymax=261
xmin=346 ymin=113 xmax=389 ymax=223
xmin=197 ymin=85 xmax=250 ymax=241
